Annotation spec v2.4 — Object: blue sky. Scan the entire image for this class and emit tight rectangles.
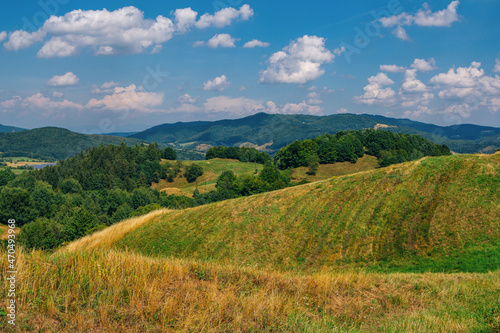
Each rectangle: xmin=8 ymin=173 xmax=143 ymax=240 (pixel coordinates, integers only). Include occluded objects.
xmin=0 ymin=0 xmax=499 ymax=132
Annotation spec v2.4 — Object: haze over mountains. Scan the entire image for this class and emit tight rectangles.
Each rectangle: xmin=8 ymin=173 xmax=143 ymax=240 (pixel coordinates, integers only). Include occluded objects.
xmin=1 ymin=113 xmax=499 ymax=160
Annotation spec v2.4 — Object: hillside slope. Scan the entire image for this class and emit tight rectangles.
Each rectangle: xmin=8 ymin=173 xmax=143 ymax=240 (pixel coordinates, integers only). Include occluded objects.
xmin=129 ymin=112 xmax=500 ymax=154
xmin=73 ymin=153 xmax=500 ymax=273
xmin=0 ymin=127 xmax=145 ymax=160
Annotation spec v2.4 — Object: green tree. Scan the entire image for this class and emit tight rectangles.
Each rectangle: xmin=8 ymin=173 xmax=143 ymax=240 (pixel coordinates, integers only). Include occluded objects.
xmin=163 ymin=147 xmax=177 ymax=160
xmin=185 ymin=164 xmax=204 ymax=183
xmin=19 ymin=218 xmax=64 ymax=250
xmin=306 ymin=154 xmax=319 ymax=176
xmin=59 ymin=178 xmax=83 ymax=194
xmin=62 ymin=207 xmax=99 ymax=242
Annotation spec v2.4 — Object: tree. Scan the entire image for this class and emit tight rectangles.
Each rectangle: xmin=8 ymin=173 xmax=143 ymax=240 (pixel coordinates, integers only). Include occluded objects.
xmin=306 ymin=154 xmax=319 ymax=176
xmin=185 ymin=164 xmax=204 ymax=183
xmin=62 ymin=207 xmax=99 ymax=242
xmin=19 ymin=218 xmax=64 ymax=250
xmin=60 ymin=178 xmax=83 ymax=194
xmin=164 ymin=147 xmax=177 ymax=160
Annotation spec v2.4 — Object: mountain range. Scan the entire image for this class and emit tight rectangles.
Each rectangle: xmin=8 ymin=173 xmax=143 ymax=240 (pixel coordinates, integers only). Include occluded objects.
xmin=127 ymin=113 xmax=500 ymax=154
xmin=1 ymin=113 xmax=499 ymax=160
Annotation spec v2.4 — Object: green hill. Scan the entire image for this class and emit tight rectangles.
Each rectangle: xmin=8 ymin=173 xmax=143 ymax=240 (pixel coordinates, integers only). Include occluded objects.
xmin=4 ymin=153 xmax=500 ymax=332
xmin=76 ymin=153 xmax=500 ymax=273
xmin=0 ymin=127 xmax=145 ymax=160
xmin=129 ymin=113 xmax=500 ymax=154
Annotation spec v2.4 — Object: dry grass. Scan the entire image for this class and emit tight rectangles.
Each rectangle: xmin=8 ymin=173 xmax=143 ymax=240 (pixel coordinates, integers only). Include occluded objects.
xmin=62 ymin=209 xmax=170 ymax=253
xmin=291 ymin=155 xmax=379 ymax=183
xmin=1 ymin=247 xmax=499 ymax=332
xmin=0 ymin=224 xmax=20 ymax=240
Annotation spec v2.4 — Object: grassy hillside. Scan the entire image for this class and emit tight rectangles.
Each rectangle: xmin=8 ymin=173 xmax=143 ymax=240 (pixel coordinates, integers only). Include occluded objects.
xmin=110 ymin=153 xmax=500 ymax=274
xmin=129 ymin=112 xmax=500 ymax=154
xmin=3 ymin=154 xmax=499 ymax=332
xmin=0 ymin=127 xmax=145 ymax=160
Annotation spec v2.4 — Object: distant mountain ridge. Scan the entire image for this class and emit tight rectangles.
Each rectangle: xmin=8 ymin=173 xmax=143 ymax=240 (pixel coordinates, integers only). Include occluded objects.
xmin=0 ymin=127 xmax=145 ymax=160
xmin=129 ymin=113 xmax=500 ymax=154
xmin=0 ymin=124 xmax=27 ymax=133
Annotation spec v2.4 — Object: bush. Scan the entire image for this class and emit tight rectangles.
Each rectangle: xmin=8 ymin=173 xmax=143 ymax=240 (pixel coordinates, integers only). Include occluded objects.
xmin=185 ymin=164 xmax=204 ymax=183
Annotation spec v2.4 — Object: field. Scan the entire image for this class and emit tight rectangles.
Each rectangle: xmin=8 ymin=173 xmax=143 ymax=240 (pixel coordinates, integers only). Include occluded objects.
xmin=291 ymin=155 xmax=379 ymax=183
xmin=0 ymin=156 xmax=53 ymax=174
xmin=152 ymin=158 xmax=264 ymax=196
xmin=153 ymin=156 xmax=379 ymax=197
xmin=1 ymin=153 xmax=499 ymax=332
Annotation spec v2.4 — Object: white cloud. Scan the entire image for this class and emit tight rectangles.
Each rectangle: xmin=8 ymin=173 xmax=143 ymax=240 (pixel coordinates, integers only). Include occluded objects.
xmin=4 ymin=30 xmax=46 ymax=51
xmin=333 ymin=46 xmax=346 ymax=56
xmin=411 ymin=58 xmax=437 ymax=72
xmin=243 ymin=39 xmax=270 ymax=48
xmin=380 ymin=64 xmax=406 ymax=73
xmin=174 ymin=8 xmax=198 ymax=33
xmin=86 ymin=84 xmax=164 ymax=112
xmin=52 ymin=91 xmax=64 ymax=98
xmin=393 ymin=26 xmax=411 ymax=41
xmin=0 ymin=31 xmax=6 ymax=43
xmin=337 ymin=107 xmax=349 ymax=114
xmin=378 ymin=1 xmax=460 ymax=41
xmin=494 ymin=58 xmax=500 ymax=73
xmin=354 ymin=73 xmax=396 ymax=105
xmin=47 ymin=72 xmax=79 ymax=87
xmin=259 ymin=35 xmax=335 ymax=84
xmin=0 ymin=93 xmax=83 ymax=111
xmin=193 ymin=41 xmax=205 ymax=47
xmin=207 ymin=34 xmax=238 ymax=48
xmin=238 ymin=85 xmax=247 ymax=91
xmin=401 ymin=69 xmax=428 ymax=93
xmin=414 ymin=1 xmax=460 ymax=27
xmin=91 ymin=81 xmax=121 ymax=94
xmin=202 ymin=75 xmax=231 ymax=91
xmin=201 ymin=96 xmax=321 ymax=116
xmin=3 ymin=5 xmax=254 ymax=57
xmin=177 ymin=93 xmax=198 ymax=104
xmin=195 ymin=4 xmax=253 ymax=29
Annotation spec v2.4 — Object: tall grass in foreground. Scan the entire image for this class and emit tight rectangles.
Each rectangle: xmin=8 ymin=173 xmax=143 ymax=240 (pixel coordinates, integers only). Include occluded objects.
xmin=1 ymin=247 xmax=499 ymax=332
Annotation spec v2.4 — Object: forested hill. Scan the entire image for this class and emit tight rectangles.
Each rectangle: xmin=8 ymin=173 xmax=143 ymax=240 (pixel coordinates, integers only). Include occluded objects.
xmin=129 ymin=113 xmax=500 ymax=154
xmin=0 ymin=123 xmax=27 ymax=133
xmin=0 ymin=127 xmax=145 ymax=160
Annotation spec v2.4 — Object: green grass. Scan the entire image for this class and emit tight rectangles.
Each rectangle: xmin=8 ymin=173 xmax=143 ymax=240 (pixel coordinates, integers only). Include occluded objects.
xmin=154 ymin=158 xmax=263 ymax=196
xmin=116 ymin=153 xmax=500 ymax=274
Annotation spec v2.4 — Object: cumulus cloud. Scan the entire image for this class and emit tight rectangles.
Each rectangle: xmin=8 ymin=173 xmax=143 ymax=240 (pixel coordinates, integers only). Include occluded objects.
xmin=337 ymin=108 xmax=349 ymax=114
xmin=380 ymin=64 xmax=406 ymax=72
xmin=0 ymin=31 xmax=6 ymax=43
xmin=207 ymin=34 xmax=238 ymax=48
xmin=259 ymin=35 xmax=335 ymax=84
xmin=47 ymin=72 xmax=79 ymax=87
xmin=200 ymin=96 xmax=321 ymax=116
xmin=202 ymin=75 xmax=231 ymax=91
xmin=195 ymin=4 xmax=253 ymax=29
xmin=401 ymin=69 xmax=428 ymax=93
xmin=52 ymin=91 xmax=64 ymax=98
xmin=86 ymin=84 xmax=164 ymax=112
xmin=494 ymin=58 xmax=500 ymax=73
xmin=91 ymin=81 xmax=121 ymax=94
xmin=243 ymin=39 xmax=270 ymax=48
xmin=429 ymin=62 xmax=487 ymax=99
xmin=174 ymin=8 xmax=198 ymax=33
xmin=411 ymin=58 xmax=437 ymax=72
xmin=354 ymin=73 xmax=396 ymax=105
xmin=0 ymin=93 xmax=83 ymax=111
xmin=178 ymin=93 xmax=198 ymax=104
xmin=3 ymin=5 xmax=254 ymax=57
xmin=378 ymin=1 xmax=461 ymax=41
